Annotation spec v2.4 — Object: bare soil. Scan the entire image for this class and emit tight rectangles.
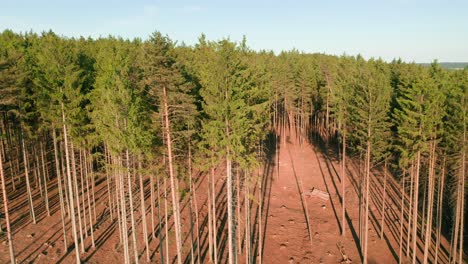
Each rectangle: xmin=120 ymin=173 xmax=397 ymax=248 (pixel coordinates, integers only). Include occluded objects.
xmin=0 ymin=136 xmax=452 ymax=263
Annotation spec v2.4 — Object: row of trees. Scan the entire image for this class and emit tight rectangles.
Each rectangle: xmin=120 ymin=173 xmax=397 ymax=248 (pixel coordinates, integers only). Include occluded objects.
xmin=0 ymin=29 xmax=466 ymax=263
xmin=270 ymin=51 xmax=466 ymax=263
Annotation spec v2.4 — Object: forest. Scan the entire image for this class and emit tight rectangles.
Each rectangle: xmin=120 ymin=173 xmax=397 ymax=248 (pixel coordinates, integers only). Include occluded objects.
xmin=0 ymin=29 xmax=466 ymax=264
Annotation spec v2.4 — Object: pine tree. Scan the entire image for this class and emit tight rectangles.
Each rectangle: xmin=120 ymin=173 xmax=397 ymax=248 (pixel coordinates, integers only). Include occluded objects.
xmin=331 ymin=55 xmax=355 ymax=236
xmin=140 ymin=31 xmax=197 ymax=264
xmin=349 ymin=58 xmax=392 ymax=264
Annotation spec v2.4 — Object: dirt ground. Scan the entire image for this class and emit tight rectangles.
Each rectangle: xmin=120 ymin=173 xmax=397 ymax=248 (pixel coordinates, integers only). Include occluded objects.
xmin=262 ymin=138 xmax=397 ymax=264
xmin=0 ymin=135 xmax=452 ymax=263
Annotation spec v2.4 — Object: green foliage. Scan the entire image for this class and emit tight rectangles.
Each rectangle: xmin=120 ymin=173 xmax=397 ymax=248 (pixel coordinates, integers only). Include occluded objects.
xmin=349 ymin=58 xmax=392 ymax=163
xmin=1 ymin=30 xmax=466 ymax=245
xmin=194 ymin=38 xmax=269 ymax=170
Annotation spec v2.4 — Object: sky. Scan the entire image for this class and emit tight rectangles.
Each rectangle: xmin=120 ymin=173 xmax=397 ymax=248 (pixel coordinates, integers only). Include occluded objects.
xmin=1 ymin=0 xmax=467 ymax=62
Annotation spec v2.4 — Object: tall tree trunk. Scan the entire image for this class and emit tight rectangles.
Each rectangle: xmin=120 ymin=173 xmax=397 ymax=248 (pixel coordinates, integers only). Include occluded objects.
xmin=225 ymin=108 xmax=234 ymax=264
xmin=113 ymin=154 xmax=123 ymax=244
xmin=363 ymin=139 xmax=371 ymax=264
xmin=163 ymin=177 xmax=170 ymax=264
xmin=84 ymin=151 xmax=95 ymax=248
xmin=412 ymin=150 xmax=421 ymax=264
xmin=40 ymin=141 xmax=50 ymax=216
xmin=188 ymin=144 xmax=201 ymax=264
xmin=423 ymin=143 xmax=436 ymax=264
xmin=407 ymin=162 xmax=415 ymax=257
xmin=118 ymin=156 xmax=130 ymax=264
xmin=458 ymin=129 xmax=466 ymax=264
xmin=21 ymin=131 xmax=36 ymax=224
xmin=342 ymin=129 xmax=347 ymax=236
xmin=33 ymin=146 xmax=42 ymax=194
xmin=191 ymin=179 xmax=201 ymax=264
xmin=162 ymin=85 xmax=182 ymax=264
xmin=79 ymin=150 xmax=88 ymax=238
xmin=207 ymin=166 xmax=214 ymax=263
xmin=62 ymin=105 xmax=80 ymax=264
xmin=211 ymin=163 xmax=218 ymax=264
xmin=53 ymin=130 xmax=68 ymax=251
xmin=380 ymin=160 xmax=388 ymax=239
xmin=90 ymin=154 xmax=97 ymax=224
xmin=236 ymin=167 xmax=241 ymax=256
xmin=60 ymin=141 xmax=71 ymax=218
xmin=245 ymin=174 xmax=251 ymax=264
xmin=156 ymin=174 xmax=164 ymax=264
xmin=104 ymin=145 xmax=114 ymax=221
xmin=434 ymin=158 xmax=446 ymax=264
xmin=138 ymin=158 xmax=150 ymax=262
xmin=125 ymin=150 xmax=139 ymax=264
xmin=0 ymin=138 xmax=16 ymax=263
xmin=451 ymin=180 xmax=461 ymax=264
xmin=399 ymin=170 xmax=406 ymax=264
xmin=458 ymin=171 xmax=465 ymax=264
xmin=71 ymin=142 xmax=85 ymax=253
xmin=258 ymin=169 xmax=263 ymax=264
xmin=150 ymin=170 xmax=156 ymax=239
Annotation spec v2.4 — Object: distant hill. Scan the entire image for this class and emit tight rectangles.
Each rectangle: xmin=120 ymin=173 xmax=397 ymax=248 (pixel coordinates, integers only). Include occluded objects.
xmin=419 ymin=62 xmax=468 ymax=70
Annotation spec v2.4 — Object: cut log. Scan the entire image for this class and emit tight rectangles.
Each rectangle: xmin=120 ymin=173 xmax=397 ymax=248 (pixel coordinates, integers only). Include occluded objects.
xmin=305 ymin=187 xmax=330 ymax=201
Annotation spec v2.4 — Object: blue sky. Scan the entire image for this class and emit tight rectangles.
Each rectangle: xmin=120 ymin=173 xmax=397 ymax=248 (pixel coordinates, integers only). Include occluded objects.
xmin=1 ymin=0 xmax=467 ymax=62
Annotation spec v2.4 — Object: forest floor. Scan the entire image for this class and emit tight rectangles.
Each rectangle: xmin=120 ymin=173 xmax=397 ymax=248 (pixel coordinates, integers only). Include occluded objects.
xmin=263 ymin=136 xmax=397 ymax=264
xmin=0 ymin=134 xmax=453 ymax=263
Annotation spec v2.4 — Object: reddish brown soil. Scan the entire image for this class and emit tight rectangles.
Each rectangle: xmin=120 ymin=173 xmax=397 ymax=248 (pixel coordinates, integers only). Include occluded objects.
xmin=0 ymin=137 xmax=453 ymax=263
xmin=263 ymin=139 xmax=396 ymax=264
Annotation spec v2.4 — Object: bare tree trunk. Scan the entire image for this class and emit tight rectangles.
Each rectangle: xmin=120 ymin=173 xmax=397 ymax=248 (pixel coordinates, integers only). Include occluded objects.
xmin=113 ymin=154 xmax=123 ymax=244
xmin=458 ymin=129 xmax=466 ymax=264
xmin=62 ymin=106 xmax=80 ymax=264
xmin=21 ymin=131 xmax=36 ymax=224
xmin=150 ymin=170 xmax=155 ymax=239
xmin=188 ymin=144 xmax=201 ymax=264
xmin=79 ymin=150 xmax=88 ymax=238
xmin=342 ymin=129 xmax=346 ymax=236
xmin=126 ymin=150 xmax=139 ymax=264
xmin=0 ymin=138 xmax=16 ymax=263
xmin=162 ymin=85 xmax=182 ymax=264
xmin=156 ymin=174 xmax=164 ymax=264
xmin=104 ymin=145 xmax=114 ymax=221
xmin=458 ymin=174 xmax=465 ymax=264
xmin=90 ymin=156 xmax=96 ymax=224
xmin=40 ymin=141 xmax=50 ymax=216
xmin=258 ymin=169 xmax=263 ymax=264
xmin=211 ymin=164 xmax=218 ymax=264
xmin=225 ymin=104 xmax=234 ymax=264
xmin=60 ymin=141 xmax=70 ymax=218
xmin=33 ymin=146 xmax=42 ymax=195
xmin=363 ymin=139 xmax=371 ymax=264
xmin=118 ymin=156 xmax=130 ymax=264
xmin=423 ymin=143 xmax=436 ymax=264
xmin=236 ymin=167 xmax=241 ymax=255
xmin=84 ymin=151 xmax=95 ymax=248
xmin=53 ymin=130 xmax=68 ymax=251
xmin=380 ymin=160 xmax=388 ymax=239
xmin=207 ymin=166 xmax=214 ymax=263
xmin=407 ymin=162 xmax=414 ymax=258
xmin=399 ymin=170 xmax=406 ymax=264
xmin=451 ymin=180 xmax=461 ymax=264
xmin=411 ymin=150 xmax=421 ymax=264
xmin=163 ymin=176 xmax=170 ymax=264
xmin=191 ymin=179 xmax=201 ymax=264
xmin=138 ymin=158 xmax=150 ymax=262
xmin=71 ymin=142 xmax=85 ymax=253
xmin=434 ymin=158 xmax=445 ymax=264
xmin=245 ymin=174 xmax=250 ymax=264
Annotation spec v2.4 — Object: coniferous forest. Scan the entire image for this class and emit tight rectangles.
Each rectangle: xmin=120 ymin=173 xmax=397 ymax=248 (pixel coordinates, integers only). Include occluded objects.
xmin=0 ymin=29 xmax=467 ymax=263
